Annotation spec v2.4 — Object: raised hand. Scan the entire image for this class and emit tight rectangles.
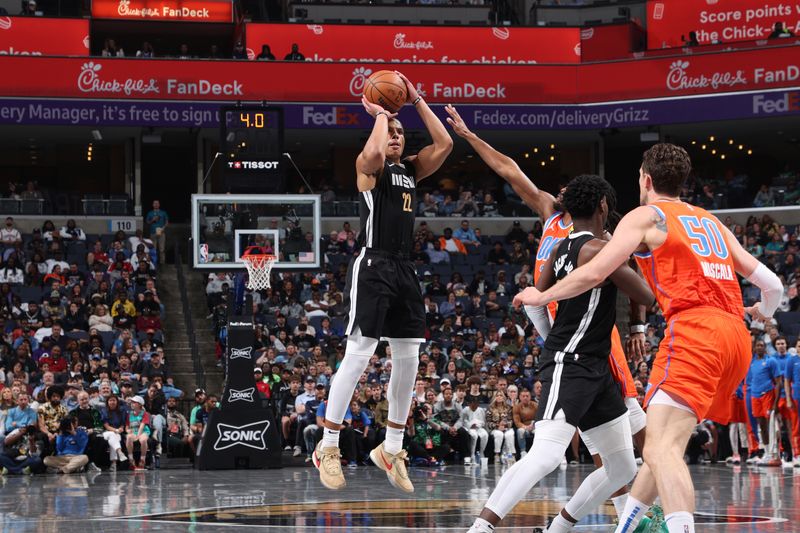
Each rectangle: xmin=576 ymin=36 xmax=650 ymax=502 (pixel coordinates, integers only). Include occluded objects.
xmin=512 ymin=287 xmax=546 ymax=309
xmin=361 ymin=95 xmax=397 ymax=119
xmin=394 ymin=71 xmax=420 ymax=103
xmin=445 ymin=104 xmax=472 ymax=138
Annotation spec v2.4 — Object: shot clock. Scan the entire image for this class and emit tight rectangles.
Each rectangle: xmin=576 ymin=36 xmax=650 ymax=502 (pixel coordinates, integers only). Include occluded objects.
xmin=219 ymin=105 xmax=285 ymax=193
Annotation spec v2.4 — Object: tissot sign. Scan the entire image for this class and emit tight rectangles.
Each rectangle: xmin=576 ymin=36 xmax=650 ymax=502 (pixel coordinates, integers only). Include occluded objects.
xmin=91 ymin=0 xmax=233 ymax=22
xmin=0 ymin=17 xmax=88 ymax=57
xmin=245 ymin=23 xmax=581 ymax=64
xmin=0 ymin=47 xmax=797 ymax=104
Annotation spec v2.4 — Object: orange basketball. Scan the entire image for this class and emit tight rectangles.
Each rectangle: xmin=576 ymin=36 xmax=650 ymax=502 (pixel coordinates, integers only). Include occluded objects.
xmin=363 ymin=70 xmax=408 ymax=113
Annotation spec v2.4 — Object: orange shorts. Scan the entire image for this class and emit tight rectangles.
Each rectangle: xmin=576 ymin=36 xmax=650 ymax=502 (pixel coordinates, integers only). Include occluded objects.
xmin=643 ymin=308 xmax=750 ymax=423
xmin=751 ymin=391 xmax=775 ymax=419
xmin=729 ymin=396 xmax=748 ymax=424
xmin=608 ymin=326 xmax=637 ymax=399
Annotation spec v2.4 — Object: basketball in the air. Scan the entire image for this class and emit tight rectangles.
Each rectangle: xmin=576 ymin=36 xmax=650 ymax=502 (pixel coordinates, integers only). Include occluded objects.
xmin=363 ymin=70 xmax=408 ymax=113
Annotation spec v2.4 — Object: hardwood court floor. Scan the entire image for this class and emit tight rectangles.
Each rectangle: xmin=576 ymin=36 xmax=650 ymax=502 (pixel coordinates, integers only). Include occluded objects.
xmin=0 ymin=462 xmax=797 ymax=531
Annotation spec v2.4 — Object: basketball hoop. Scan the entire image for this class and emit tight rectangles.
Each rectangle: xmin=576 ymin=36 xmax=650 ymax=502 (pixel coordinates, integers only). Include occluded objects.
xmin=241 ymin=254 xmax=277 ymax=290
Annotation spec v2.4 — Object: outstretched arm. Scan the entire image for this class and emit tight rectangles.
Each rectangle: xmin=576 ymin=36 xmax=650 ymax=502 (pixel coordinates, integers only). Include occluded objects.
xmin=356 ymin=96 xmax=397 ymax=191
xmin=514 ymin=207 xmax=655 ymax=308
xmin=445 ymin=104 xmax=556 ymax=220
xmin=397 ymin=72 xmax=453 ymax=181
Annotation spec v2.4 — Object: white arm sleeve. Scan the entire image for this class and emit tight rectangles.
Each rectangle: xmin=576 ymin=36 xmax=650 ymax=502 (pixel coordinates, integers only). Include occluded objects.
xmin=525 ymin=305 xmax=551 ymax=340
xmin=747 ymin=263 xmax=783 ymax=318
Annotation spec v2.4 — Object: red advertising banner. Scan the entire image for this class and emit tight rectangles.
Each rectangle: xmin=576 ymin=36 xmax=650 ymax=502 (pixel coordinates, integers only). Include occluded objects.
xmin=647 ymin=0 xmax=800 ymax=49
xmin=0 ymin=17 xmax=89 ymax=56
xmin=579 ymin=24 xmax=644 ymax=62
xmin=0 ymin=47 xmax=795 ymax=105
xmin=91 ymin=0 xmax=232 ymax=22
xmin=245 ymin=23 xmax=581 ymax=64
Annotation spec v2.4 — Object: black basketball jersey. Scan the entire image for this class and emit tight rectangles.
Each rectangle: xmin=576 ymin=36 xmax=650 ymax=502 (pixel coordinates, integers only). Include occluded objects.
xmin=358 ymin=160 xmax=417 ymax=256
xmin=543 ymin=231 xmax=617 ymax=358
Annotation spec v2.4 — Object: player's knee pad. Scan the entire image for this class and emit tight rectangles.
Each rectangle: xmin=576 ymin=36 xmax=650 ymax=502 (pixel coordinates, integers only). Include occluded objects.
xmin=602 ymin=448 xmax=637 ymax=488
xmin=386 ymin=338 xmax=422 ymax=360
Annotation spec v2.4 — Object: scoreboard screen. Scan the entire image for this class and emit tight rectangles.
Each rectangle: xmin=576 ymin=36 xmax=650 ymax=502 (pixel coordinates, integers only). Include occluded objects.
xmin=220 ymin=106 xmax=285 ymax=192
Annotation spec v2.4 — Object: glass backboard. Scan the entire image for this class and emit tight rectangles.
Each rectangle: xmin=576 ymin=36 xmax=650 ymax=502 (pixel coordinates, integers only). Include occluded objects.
xmin=191 ymin=194 xmax=321 ymax=271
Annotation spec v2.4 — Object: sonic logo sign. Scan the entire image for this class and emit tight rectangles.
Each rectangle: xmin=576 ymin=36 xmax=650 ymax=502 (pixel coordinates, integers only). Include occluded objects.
xmin=229 ymin=346 xmax=252 ymax=360
xmin=228 ymin=388 xmax=255 ymax=403
xmin=213 ymin=420 xmax=271 ymax=451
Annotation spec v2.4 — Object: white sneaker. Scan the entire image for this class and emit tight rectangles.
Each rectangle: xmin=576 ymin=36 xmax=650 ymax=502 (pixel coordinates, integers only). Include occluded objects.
xmin=284 ymin=445 xmax=292 ymax=451
xmin=463 ymin=457 xmax=472 ymax=466
xmin=117 ymin=449 xmax=128 ymax=462
xmin=560 ymin=457 xmax=568 ymax=467
xmin=86 ymin=462 xmax=102 ymax=473
xmin=109 ymin=462 xmax=117 ymax=472
xmin=793 ymin=456 xmax=800 ymax=468
xmin=293 ymin=445 xmax=302 ymax=457
xmin=520 ymin=451 xmax=527 ymax=458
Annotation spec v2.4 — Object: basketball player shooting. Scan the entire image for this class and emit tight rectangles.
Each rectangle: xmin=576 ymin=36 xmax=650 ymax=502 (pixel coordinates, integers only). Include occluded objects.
xmin=313 ymin=71 xmax=453 ymax=492
xmin=515 ymin=144 xmax=784 ymax=533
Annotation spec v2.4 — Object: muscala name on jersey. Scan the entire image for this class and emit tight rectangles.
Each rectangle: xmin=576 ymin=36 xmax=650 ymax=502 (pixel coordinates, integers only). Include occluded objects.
xmin=391 ymin=173 xmax=415 ymax=190
xmin=701 ymin=261 xmax=735 ymax=281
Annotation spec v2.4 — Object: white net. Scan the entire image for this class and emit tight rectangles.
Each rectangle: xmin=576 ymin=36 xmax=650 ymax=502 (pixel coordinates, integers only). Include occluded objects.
xmin=241 ymin=254 xmax=277 ymax=290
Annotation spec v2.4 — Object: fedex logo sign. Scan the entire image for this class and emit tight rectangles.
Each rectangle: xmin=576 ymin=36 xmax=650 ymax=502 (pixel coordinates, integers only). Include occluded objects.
xmin=302 ymin=106 xmax=361 ymax=126
xmin=753 ymin=92 xmax=800 ymax=115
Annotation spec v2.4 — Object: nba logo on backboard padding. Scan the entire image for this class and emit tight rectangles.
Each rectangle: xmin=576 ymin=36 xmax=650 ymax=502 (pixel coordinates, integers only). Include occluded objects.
xmin=199 ymin=244 xmax=209 ymax=264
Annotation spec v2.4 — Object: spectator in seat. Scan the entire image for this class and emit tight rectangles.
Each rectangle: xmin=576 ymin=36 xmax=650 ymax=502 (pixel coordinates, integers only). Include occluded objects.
xmin=19 ymin=0 xmax=39 ymax=16
xmin=487 ymin=242 xmax=510 ymax=264
xmin=70 ymin=391 xmax=105 ymax=470
xmin=59 ymin=220 xmax=86 ymax=247
xmin=136 ymin=42 xmax=155 ymax=58
xmin=232 ymin=41 xmax=247 ymax=60
xmin=44 ymin=417 xmax=96 ymax=474
xmin=484 ymin=290 xmax=502 ymax=317
xmin=144 ymin=383 xmax=166 ymax=463
xmin=433 ymin=385 xmax=470 ymax=461
xmin=349 ymin=400 xmax=374 ymax=464
xmin=754 ymin=184 xmax=775 ymax=207
xmin=509 ymin=242 xmax=527 ymax=265
xmin=426 ymin=241 xmax=450 ymax=264
xmin=125 ymin=395 xmax=150 ymax=470
xmin=38 ymin=385 xmax=68 ymax=455
xmin=284 ymin=43 xmax=305 ymax=61
xmin=513 ymin=387 xmax=537 ymax=456
xmin=407 ymin=403 xmax=447 ymax=466
xmin=439 ymin=228 xmax=467 ymax=254
xmin=0 ymin=258 xmax=23 ymax=285
xmin=453 ymin=219 xmax=480 ymax=247
xmin=769 ymin=21 xmax=795 ymax=38
xmin=505 ymin=221 xmax=527 ymax=244
xmin=256 ymin=44 xmax=275 ymax=60
xmin=279 ymin=376 xmax=301 ymax=448
xmin=460 ymin=395 xmax=488 ymax=464
xmin=481 ymin=193 xmax=500 ymax=217
xmin=101 ymin=38 xmax=125 ymax=57
xmin=453 ymin=191 xmax=479 ymax=217
xmin=136 ymin=308 xmax=161 ymax=333
xmin=487 ymin=390 xmax=516 ymax=464
xmin=101 ymin=395 xmax=128 ymax=470
xmin=0 ymin=217 xmax=22 ymax=253
xmin=493 ymin=270 xmax=514 ymax=295
xmin=437 ymin=195 xmax=456 ymax=217
xmin=4 ymin=391 xmax=38 ymax=448
xmin=419 ymin=193 xmax=439 ymax=217
xmin=43 ymin=265 xmax=66 ymax=287
xmin=301 ymin=384 xmax=326 ymax=462
xmin=178 ymin=44 xmax=193 ymax=59
xmin=165 ymin=396 xmax=191 ymax=458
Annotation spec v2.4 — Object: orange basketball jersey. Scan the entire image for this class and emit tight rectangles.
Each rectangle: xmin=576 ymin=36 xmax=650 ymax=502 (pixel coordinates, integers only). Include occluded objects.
xmin=534 ymin=212 xmax=572 ymax=319
xmin=633 ymin=201 xmax=744 ymax=321
xmin=609 ymin=326 xmax=637 ymax=398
